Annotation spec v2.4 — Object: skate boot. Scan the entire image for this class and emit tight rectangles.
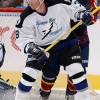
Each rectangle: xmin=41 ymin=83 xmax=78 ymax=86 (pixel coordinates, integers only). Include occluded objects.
xmin=65 ymin=94 xmax=75 ymax=100
xmin=40 ymin=89 xmax=51 ymax=100
xmin=65 ymin=86 xmax=76 ymax=100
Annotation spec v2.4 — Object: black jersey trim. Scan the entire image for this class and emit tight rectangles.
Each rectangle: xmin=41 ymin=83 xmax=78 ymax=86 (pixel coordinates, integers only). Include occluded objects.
xmin=16 ymin=6 xmax=35 ymax=28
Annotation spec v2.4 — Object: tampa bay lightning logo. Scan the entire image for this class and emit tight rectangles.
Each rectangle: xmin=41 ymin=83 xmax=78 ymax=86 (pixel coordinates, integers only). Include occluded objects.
xmin=41 ymin=22 xmax=53 ymax=40
xmin=37 ymin=18 xmax=58 ymax=40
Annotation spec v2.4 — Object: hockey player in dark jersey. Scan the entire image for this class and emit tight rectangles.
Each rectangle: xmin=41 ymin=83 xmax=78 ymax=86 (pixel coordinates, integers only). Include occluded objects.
xmin=12 ymin=0 xmax=94 ymax=100
xmin=65 ymin=0 xmax=100 ymax=100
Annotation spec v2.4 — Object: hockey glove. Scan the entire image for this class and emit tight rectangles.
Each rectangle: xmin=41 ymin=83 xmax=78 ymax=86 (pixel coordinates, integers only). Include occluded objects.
xmin=76 ymin=10 xmax=93 ymax=25
xmin=82 ymin=11 xmax=93 ymax=25
xmin=25 ymin=42 xmax=49 ymax=64
xmin=77 ymin=0 xmax=99 ymax=24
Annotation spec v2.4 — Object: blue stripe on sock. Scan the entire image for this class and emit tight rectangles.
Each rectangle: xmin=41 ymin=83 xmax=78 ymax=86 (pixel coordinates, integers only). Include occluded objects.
xmin=18 ymin=82 xmax=32 ymax=92
xmin=74 ymin=79 xmax=88 ymax=90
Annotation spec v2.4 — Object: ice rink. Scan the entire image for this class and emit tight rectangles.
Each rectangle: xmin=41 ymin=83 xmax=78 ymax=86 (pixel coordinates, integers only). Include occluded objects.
xmin=0 ymin=88 xmax=100 ymax=100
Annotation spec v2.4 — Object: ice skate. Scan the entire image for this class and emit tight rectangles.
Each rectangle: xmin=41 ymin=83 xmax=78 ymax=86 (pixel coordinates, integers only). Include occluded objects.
xmin=65 ymin=95 xmax=74 ymax=100
xmin=39 ymin=89 xmax=51 ymax=100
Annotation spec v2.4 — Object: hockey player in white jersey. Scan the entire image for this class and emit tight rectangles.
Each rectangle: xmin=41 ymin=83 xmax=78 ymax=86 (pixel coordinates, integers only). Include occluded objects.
xmin=37 ymin=0 xmax=100 ymax=100
xmin=13 ymin=0 xmax=94 ymax=100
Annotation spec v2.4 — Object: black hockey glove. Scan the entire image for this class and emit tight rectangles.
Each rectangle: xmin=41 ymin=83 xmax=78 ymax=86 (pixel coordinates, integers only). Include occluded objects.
xmin=25 ymin=42 xmax=49 ymax=64
xmin=82 ymin=11 xmax=93 ymax=25
xmin=76 ymin=10 xmax=93 ymax=25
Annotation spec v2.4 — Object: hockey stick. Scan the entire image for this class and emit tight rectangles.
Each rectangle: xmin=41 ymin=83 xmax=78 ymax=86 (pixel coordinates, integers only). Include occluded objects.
xmin=44 ymin=6 xmax=100 ymax=52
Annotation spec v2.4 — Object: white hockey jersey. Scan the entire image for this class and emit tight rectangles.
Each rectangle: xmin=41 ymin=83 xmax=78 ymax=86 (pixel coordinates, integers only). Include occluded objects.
xmin=15 ymin=3 xmax=85 ymax=52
